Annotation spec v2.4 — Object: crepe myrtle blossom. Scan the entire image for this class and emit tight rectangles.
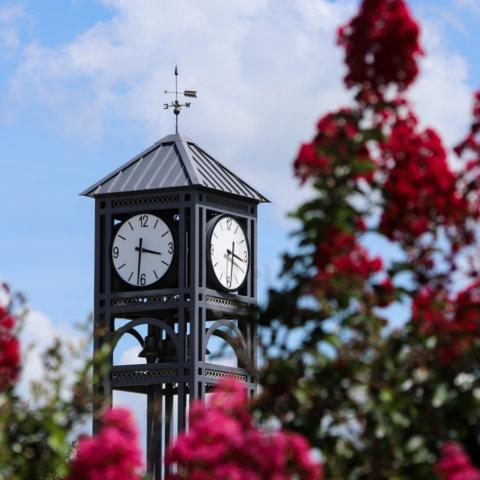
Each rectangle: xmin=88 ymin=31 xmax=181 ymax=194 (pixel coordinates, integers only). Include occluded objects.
xmin=166 ymin=379 xmax=322 ymax=480
xmin=66 ymin=407 xmax=143 ymax=480
xmin=412 ymin=281 xmax=480 ymax=362
xmin=0 ymin=285 xmax=20 ymax=392
xmin=435 ymin=442 xmax=480 ymax=480
xmin=337 ymin=0 xmax=423 ymax=101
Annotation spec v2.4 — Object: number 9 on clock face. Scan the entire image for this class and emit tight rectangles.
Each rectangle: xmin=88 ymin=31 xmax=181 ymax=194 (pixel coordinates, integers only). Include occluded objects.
xmin=111 ymin=214 xmax=174 ymax=287
xmin=208 ymin=215 xmax=249 ymax=291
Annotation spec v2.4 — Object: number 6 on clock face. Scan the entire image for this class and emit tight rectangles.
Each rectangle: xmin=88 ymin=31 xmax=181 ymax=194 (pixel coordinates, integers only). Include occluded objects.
xmin=207 ymin=215 xmax=250 ymax=291
xmin=111 ymin=214 xmax=174 ymax=287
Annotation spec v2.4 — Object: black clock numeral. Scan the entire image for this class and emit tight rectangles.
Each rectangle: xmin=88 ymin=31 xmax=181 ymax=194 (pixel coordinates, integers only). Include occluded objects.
xmin=112 ymin=246 xmax=119 ymax=258
xmin=210 ymin=244 xmax=214 ymax=255
xmin=168 ymin=242 xmax=173 ymax=254
xmin=226 ymin=275 xmax=232 ymax=287
xmin=243 ymin=250 xmax=248 ymax=262
xmin=139 ymin=273 xmax=146 ymax=286
xmin=226 ymin=218 xmax=232 ymax=230
xmin=139 ymin=215 xmax=149 ymax=228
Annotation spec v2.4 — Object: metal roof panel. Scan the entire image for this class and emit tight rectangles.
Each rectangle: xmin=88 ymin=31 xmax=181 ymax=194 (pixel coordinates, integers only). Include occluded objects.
xmin=81 ymin=133 xmax=269 ymax=203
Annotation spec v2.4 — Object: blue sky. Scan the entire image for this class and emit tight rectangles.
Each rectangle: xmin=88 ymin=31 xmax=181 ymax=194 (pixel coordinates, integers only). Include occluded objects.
xmin=0 ymin=0 xmax=478 ymax=359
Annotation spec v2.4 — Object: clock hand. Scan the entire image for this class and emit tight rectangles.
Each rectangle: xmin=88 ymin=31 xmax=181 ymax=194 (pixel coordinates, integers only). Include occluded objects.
xmin=225 ymin=246 xmax=229 ymax=284
xmin=227 ymin=249 xmax=244 ymax=263
xmin=137 ymin=237 xmax=143 ymax=285
xmin=135 ymin=247 xmax=162 ymax=255
xmin=229 ymin=242 xmax=234 ymax=286
xmin=223 ymin=252 xmax=245 ymax=273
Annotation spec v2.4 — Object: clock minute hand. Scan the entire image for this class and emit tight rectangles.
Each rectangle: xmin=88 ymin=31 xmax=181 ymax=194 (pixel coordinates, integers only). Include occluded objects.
xmin=230 ymin=242 xmax=234 ymax=286
xmin=137 ymin=237 xmax=143 ymax=285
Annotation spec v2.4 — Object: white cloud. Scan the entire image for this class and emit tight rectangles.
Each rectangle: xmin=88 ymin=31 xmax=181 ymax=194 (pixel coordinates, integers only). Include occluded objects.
xmin=18 ymin=308 xmax=86 ymax=399
xmin=119 ymin=344 xmax=144 ymax=365
xmin=408 ymin=14 xmax=472 ymax=153
xmin=6 ymin=0 xmax=354 ymax=219
xmin=0 ymin=4 xmax=28 ymax=55
xmin=5 ymin=0 xmax=477 ymax=219
xmin=455 ymin=0 xmax=480 ymax=16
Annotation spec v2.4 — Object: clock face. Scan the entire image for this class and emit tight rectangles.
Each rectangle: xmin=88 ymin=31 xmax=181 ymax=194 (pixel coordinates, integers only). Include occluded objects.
xmin=208 ymin=215 xmax=249 ymax=291
xmin=111 ymin=214 xmax=174 ymax=287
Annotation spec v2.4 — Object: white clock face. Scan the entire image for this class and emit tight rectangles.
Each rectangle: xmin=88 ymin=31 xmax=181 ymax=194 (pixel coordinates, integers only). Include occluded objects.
xmin=209 ymin=216 xmax=249 ymax=291
xmin=112 ymin=214 xmax=174 ymax=287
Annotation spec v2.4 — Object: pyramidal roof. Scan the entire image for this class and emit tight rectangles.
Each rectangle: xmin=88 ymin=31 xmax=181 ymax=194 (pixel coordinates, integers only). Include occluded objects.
xmin=81 ymin=133 xmax=269 ymax=203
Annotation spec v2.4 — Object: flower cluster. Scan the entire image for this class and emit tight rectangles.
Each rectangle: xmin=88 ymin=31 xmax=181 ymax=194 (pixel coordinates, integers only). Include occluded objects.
xmin=379 ymin=109 xmax=466 ymax=242
xmin=166 ymin=379 xmax=322 ymax=480
xmin=66 ymin=407 xmax=143 ymax=480
xmin=435 ymin=442 xmax=480 ymax=480
xmin=0 ymin=290 xmax=20 ymax=392
xmin=412 ymin=281 xmax=480 ymax=361
xmin=315 ymin=228 xmax=382 ymax=295
xmin=294 ymin=109 xmax=374 ymax=183
xmin=455 ymin=91 xmax=480 ymax=161
xmin=454 ymin=91 xmax=480 ymax=223
xmin=337 ymin=0 xmax=423 ymax=99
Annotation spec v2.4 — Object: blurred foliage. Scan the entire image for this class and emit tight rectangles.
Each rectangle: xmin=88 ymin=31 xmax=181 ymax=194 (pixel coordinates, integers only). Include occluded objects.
xmin=0 ymin=295 xmax=113 ymax=480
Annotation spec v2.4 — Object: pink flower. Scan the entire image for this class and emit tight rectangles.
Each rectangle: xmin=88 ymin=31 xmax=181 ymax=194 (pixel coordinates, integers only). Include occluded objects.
xmin=412 ymin=281 xmax=480 ymax=362
xmin=166 ymin=379 xmax=322 ymax=480
xmin=338 ymin=0 xmax=423 ymax=100
xmin=0 ymin=302 xmax=20 ymax=392
xmin=435 ymin=442 xmax=480 ymax=480
xmin=294 ymin=109 xmax=374 ymax=183
xmin=314 ymin=227 xmax=383 ymax=297
xmin=379 ymin=109 xmax=467 ymax=242
xmin=66 ymin=407 xmax=143 ymax=480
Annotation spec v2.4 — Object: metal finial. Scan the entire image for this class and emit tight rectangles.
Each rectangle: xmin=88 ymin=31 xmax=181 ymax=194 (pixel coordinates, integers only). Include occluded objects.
xmin=164 ymin=66 xmax=197 ymax=134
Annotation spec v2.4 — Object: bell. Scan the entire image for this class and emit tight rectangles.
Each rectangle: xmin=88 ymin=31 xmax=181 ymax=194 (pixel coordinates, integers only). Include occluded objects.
xmin=158 ymin=336 xmax=211 ymax=362
xmin=139 ymin=334 xmax=211 ymax=363
xmin=158 ymin=337 xmax=177 ymax=362
xmin=138 ymin=334 xmax=162 ymax=362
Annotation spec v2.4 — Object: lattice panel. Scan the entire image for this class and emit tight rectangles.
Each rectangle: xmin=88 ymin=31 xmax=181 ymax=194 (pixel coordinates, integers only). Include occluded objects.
xmin=205 ymin=195 xmax=249 ymax=213
xmin=112 ymin=195 xmax=179 ymax=208
xmin=205 ymin=295 xmax=248 ymax=312
xmin=111 ymin=368 xmax=178 ymax=380
xmin=205 ymin=369 xmax=247 ymax=382
xmin=111 ymin=294 xmax=180 ymax=307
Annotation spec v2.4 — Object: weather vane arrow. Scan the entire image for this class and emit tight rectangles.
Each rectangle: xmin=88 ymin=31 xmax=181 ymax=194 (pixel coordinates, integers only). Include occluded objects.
xmin=164 ymin=66 xmax=197 ymax=134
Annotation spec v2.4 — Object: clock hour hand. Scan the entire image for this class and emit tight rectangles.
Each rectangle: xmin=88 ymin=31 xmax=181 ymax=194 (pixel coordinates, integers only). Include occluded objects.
xmin=135 ymin=247 xmax=162 ymax=255
xmin=227 ymin=248 xmax=244 ymax=263
xmin=224 ymin=251 xmax=245 ymax=273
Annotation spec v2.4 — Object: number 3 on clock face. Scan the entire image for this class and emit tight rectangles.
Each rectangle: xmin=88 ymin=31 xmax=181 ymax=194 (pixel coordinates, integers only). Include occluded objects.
xmin=208 ymin=215 xmax=249 ymax=291
xmin=111 ymin=214 xmax=174 ymax=287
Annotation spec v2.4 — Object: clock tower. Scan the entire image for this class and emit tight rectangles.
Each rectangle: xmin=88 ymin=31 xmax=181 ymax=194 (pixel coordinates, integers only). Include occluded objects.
xmin=81 ymin=133 xmax=268 ymax=479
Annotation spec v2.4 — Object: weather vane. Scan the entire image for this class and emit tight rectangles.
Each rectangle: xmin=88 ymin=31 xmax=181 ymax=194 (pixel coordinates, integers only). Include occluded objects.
xmin=164 ymin=66 xmax=197 ymax=134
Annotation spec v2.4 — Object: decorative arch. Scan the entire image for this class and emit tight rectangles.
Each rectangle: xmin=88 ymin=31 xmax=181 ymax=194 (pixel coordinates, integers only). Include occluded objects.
xmin=123 ymin=328 xmax=144 ymax=347
xmin=205 ymin=320 xmax=248 ymax=360
xmin=112 ymin=317 xmax=178 ymax=354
